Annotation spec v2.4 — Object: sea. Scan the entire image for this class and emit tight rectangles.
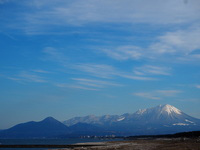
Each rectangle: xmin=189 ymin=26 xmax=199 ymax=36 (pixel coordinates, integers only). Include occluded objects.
xmin=0 ymin=138 xmax=123 ymax=150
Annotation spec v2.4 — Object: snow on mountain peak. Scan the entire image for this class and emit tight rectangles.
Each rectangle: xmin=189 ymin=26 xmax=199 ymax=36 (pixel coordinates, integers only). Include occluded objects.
xmin=135 ymin=109 xmax=146 ymax=115
xmin=117 ymin=117 xmax=125 ymax=121
xmin=159 ymin=104 xmax=182 ymax=115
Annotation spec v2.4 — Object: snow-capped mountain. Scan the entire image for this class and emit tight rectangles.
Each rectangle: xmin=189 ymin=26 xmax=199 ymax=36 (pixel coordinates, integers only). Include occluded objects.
xmin=63 ymin=115 xmax=120 ymax=126
xmin=63 ymin=104 xmax=199 ymax=126
xmin=1 ymin=104 xmax=199 ymax=138
xmin=128 ymin=104 xmax=200 ymax=125
xmin=63 ymin=104 xmax=200 ymax=135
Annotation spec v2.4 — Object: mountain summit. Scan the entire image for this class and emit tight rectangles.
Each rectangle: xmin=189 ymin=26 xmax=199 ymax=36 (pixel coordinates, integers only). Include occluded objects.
xmin=0 ymin=117 xmax=70 ymax=138
xmin=141 ymin=104 xmax=182 ymax=115
xmin=159 ymin=104 xmax=182 ymax=114
xmin=63 ymin=104 xmax=200 ymax=135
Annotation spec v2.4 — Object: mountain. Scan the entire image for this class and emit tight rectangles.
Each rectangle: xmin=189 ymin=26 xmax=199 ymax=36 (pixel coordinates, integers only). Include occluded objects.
xmin=63 ymin=115 xmax=120 ymax=126
xmin=0 ymin=104 xmax=199 ymax=138
xmin=0 ymin=117 xmax=70 ymax=138
xmin=63 ymin=104 xmax=200 ymax=135
xmin=67 ymin=123 xmax=111 ymax=136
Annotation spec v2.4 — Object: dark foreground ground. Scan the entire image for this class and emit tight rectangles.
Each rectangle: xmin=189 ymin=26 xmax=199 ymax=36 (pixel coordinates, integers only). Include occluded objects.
xmin=1 ymin=131 xmax=200 ymax=149
xmin=53 ymin=138 xmax=200 ymax=150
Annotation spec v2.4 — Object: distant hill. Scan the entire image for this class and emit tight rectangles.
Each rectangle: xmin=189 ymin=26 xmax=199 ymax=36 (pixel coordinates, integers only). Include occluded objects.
xmin=0 ymin=117 xmax=70 ymax=138
xmin=126 ymin=130 xmax=200 ymax=139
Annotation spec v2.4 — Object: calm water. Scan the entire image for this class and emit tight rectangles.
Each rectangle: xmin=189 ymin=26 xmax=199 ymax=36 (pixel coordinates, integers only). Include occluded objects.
xmin=0 ymin=138 xmax=123 ymax=150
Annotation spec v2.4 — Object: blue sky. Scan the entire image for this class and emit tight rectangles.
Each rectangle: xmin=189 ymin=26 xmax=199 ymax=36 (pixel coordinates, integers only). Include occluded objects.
xmin=0 ymin=0 xmax=200 ymax=129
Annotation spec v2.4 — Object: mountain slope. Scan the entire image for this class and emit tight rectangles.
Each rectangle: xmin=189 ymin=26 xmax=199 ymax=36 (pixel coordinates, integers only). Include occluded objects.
xmin=124 ymin=104 xmax=200 ymax=125
xmin=63 ymin=104 xmax=200 ymax=135
xmin=0 ymin=117 xmax=70 ymax=138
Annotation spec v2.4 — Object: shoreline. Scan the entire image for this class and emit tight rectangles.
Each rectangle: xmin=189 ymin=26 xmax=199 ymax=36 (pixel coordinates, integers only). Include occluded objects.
xmin=0 ymin=137 xmax=199 ymax=149
xmin=0 ymin=143 xmax=106 ymax=148
xmin=53 ymin=138 xmax=200 ymax=150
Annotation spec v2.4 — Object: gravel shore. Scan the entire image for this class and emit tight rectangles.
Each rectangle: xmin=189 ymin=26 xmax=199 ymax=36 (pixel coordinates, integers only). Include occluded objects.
xmin=52 ymin=138 xmax=200 ymax=150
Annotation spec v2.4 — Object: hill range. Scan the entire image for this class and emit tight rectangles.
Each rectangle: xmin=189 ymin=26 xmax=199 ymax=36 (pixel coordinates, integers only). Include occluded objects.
xmin=0 ymin=104 xmax=200 ymax=138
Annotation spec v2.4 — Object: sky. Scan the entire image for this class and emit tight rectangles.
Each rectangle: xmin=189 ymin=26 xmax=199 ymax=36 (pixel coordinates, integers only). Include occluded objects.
xmin=0 ymin=0 xmax=200 ymax=129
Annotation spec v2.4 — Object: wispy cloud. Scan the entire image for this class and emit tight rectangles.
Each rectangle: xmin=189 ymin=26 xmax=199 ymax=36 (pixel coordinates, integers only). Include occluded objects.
xmin=32 ymin=69 xmax=51 ymax=74
xmin=101 ymin=25 xmax=200 ymax=63
xmin=150 ymin=25 xmax=200 ymax=61
xmin=42 ymin=47 xmax=69 ymax=66
xmin=72 ymin=78 xmax=122 ymax=88
xmin=0 ymin=0 xmax=10 ymax=4
xmin=119 ymin=74 xmax=156 ymax=81
xmin=17 ymin=71 xmax=47 ymax=83
xmin=41 ymin=47 xmax=160 ymax=81
xmin=134 ymin=92 xmax=161 ymax=100
xmin=55 ymin=83 xmax=99 ymax=91
xmin=134 ymin=65 xmax=171 ymax=76
xmin=102 ymin=46 xmax=143 ymax=61
xmin=55 ymin=77 xmax=122 ymax=91
xmin=133 ymin=90 xmax=182 ymax=100
xmin=73 ymin=64 xmax=117 ymax=79
xmin=156 ymin=90 xmax=182 ymax=96
xmin=195 ymin=85 xmax=200 ymax=89
xmin=4 ymin=0 xmax=200 ymax=34
xmin=5 ymin=71 xmax=47 ymax=83
xmin=74 ymin=63 xmax=156 ymax=81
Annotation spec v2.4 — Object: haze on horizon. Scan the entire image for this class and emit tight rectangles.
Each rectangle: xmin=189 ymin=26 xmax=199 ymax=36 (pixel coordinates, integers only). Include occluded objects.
xmin=0 ymin=0 xmax=200 ymax=129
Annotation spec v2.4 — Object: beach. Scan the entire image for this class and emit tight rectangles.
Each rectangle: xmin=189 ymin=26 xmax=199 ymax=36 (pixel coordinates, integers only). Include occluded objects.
xmin=53 ymin=138 xmax=200 ymax=150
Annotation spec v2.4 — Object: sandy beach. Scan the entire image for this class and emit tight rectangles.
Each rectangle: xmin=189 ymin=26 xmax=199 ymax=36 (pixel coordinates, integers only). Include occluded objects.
xmin=52 ymin=138 xmax=200 ymax=150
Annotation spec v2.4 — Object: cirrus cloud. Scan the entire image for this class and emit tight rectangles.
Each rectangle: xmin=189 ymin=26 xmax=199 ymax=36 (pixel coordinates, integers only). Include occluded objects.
xmin=133 ymin=90 xmax=182 ymax=100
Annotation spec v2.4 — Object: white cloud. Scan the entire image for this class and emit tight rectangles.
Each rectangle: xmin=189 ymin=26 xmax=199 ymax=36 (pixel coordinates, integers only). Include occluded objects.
xmin=119 ymin=74 xmax=156 ymax=81
xmin=42 ymin=47 xmax=69 ymax=66
xmin=195 ymin=85 xmax=200 ymax=89
xmin=5 ymin=71 xmax=47 ymax=83
xmin=134 ymin=65 xmax=171 ymax=76
xmin=32 ymin=69 xmax=51 ymax=74
xmin=156 ymin=90 xmax=182 ymax=96
xmin=74 ymin=64 xmax=117 ymax=79
xmin=18 ymin=71 xmax=47 ymax=83
xmin=55 ymin=78 xmax=122 ymax=91
xmin=41 ymin=47 xmax=158 ymax=81
xmin=0 ymin=0 xmax=10 ymax=4
xmin=102 ymin=25 xmax=200 ymax=62
xmin=74 ymin=63 xmax=156 ymax=81
xmin=72 ymin=78 xmax=122 ymax=88
xmin=133 ymin=90 xmax=182 ymax=100
xmin=134 ymin=92 xmax=161 ymax=100
xmin=26 ymin=0 xmax=200 ymax=24
xmin=102 ymin=46 xmax=143 ymax=60
xmin=3 ymin=0 xmax=200 ymax=33
xmin=55 ymin=83 xmax=99 ymax=91
xmin=150 ymin=26 xmax=200 ymax=57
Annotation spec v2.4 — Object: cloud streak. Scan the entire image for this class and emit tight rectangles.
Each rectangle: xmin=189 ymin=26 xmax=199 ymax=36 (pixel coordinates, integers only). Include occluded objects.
xmin=42 ymin=47 xmax=69 ymax=66
xmin=73 ymin=63 xmax=156 ymax=81
xmin=102 ymin=25 xmax=200 ymax=63
xmin=134 ymin=65 xmax=171 ymax=76
xmin=72 ymin=78 xmax=122 ymax=88
xmin=195 ymin=85 xmax=200 ymax=89
xmin=55 ymin=83 xmax=99 ymax=91
xmin=6 ymin=71 xmax=47 ymax=83
xmin=102 ymin=46 xmax=143 ymax=61
xmin=2 ymin=0 xmax=200 ymax=34
xmin=133 ymin=90 xmax=182 ymax=100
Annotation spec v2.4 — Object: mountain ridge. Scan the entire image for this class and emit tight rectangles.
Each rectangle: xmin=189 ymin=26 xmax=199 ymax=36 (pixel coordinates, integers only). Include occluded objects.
xmin=0 ymin=104 xmax=200 ymax=138
xmin=63 ymin=104 xmax=200 ymax=135
xmin=63 ymin=104 xmax=200 ymax=126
